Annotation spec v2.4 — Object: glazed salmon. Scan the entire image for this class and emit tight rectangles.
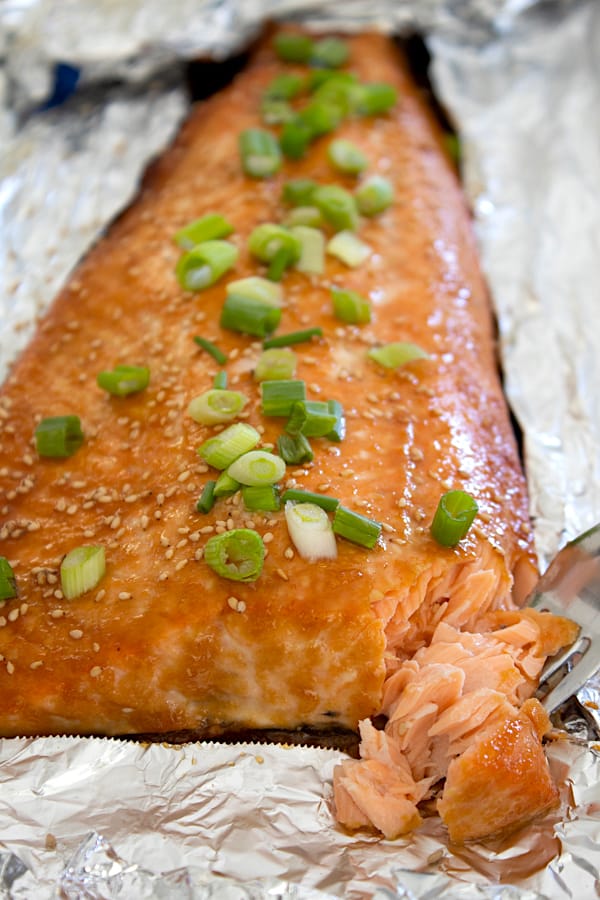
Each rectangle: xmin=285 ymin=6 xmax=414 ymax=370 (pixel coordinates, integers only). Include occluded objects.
xmin=0 ymin=29 xmax=575 ymax=839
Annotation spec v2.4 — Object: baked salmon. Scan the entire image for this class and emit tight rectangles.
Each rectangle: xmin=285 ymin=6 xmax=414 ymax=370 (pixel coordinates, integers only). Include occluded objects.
xmin=0 ymin=29 xmax=575 ymax=839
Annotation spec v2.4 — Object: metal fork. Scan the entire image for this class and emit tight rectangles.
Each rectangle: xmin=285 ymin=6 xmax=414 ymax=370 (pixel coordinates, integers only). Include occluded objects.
xmin=527 ymin=523 xmax=600 ymax=715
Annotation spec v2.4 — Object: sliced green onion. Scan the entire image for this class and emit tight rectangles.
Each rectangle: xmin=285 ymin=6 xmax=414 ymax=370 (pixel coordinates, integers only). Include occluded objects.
xmin=248 ymin=224 xmax=301 ymax=265
xmin=263 ymin=327 xmax=323 ymax=349
xmin=220 ymin=294 xmax=282 ymax=338
xmin=196 ymin=480 xmax=217 ymax=514
xmin=327 ymin=139 xmax=367 ymax=175
xmin=261 ymin=98 xmax=295 ymax=125
xmin=193 ymin=335 xmax=227 ymax=365
xmin=254 ymin=348 xmax=297 ymax=382
xmin=226 ymin=276 xmax=283 ymax=306
xmin=280 ymin=118 xmax=313 ymax=160
xmin=96 ymin=364 xmax=150 ymax=397
xmin=274 ymin=32 xmax=314 ymax=64
xmin=331 ymin=287 xmax=371 ymax=324
xmin=173 ymin=213 xmax=234 ymax=250
xmin=198 ymin=422 xmax=260 ymax=469
xmin=333 ymin=506 xmax=381 ymax=549
xmin=187 ymin=389 xmax=247 ymax=425
xmin=307 ymin=69 xmax=356 ymax=93
xmin=367 ymin=341 xmax=429 ymax=369
xmin=204 ymin=528 xmax=264 ymax=582
xmin=284 ymin=501 xmax=337 ymax=561
xmin=213 ymin=370 xmax=228 ymax=389
xmin=35 ymin=415 xmax=84 ymax=458
xmin=431 ymin=491 xmax=478 ymax=547
xmin=60 ymin=545 xmax=106 ymax=600
xmin=312 ymin=73 xmax=358 ymax=114
xmin=283 ymin=206 xmax=324 ymax=229
xmin=327 ymin=231 xmax=371 ymax=267
xmin=281 ymin=489 xmax=339 ymax=512
xmin=298 ymin=101 xmax=343 ymax=138
xmin=286 ymin=400 xmax=337 ymax=437
xmin=228 ymin=450 xmax=286 ymax=486
xmin=290 ymin=225 xmax=325 ymax=275
xmin=264 ymin=72 xmax=304 ymax=101
xmin=313 ymin=185 xmax=358 ymax=232
xmin=277 ymin=432 xmax=314 ymax=465
xmin=241 ymin=484 xmax=281 ymax=512
xmin=214 ymin=470 xmax=241 ymax=497
xmin=0 ymin=557 xmax=17 ymax=601
xmin=239 ymin=128 xmax=282 ymax=178
xmin=310 ymin=37 xmax=349 ymax=69
xmin=355 ymin=175 xmax=394 ymax=216
xmin=326 ymin=399 xmax=346 ymax=442
xmin=261 ymin=379 xmax=306 ymax=417
xmin=176 ymin=240 xmax=238 ymax=291
xmin=356 ymin=82 xmax=398 ymax=116
xmin=282 ymin=178 xmax=319 ymax=206
xmin=267 ymin=246 xmax=294 ymax=282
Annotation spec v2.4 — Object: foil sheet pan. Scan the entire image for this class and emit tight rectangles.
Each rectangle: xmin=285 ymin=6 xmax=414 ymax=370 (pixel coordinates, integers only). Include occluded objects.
xmin=1 ymin=0 xmax=600 ymax=897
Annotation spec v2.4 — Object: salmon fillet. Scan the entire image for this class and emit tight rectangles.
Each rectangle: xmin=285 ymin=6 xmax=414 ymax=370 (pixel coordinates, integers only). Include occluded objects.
xmin=0 ymin=29 xmax=575 ymax=839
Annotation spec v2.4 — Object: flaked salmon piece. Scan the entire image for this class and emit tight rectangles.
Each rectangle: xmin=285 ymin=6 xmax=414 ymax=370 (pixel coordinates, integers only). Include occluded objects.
xmin=483 ymin=608 xmax=580 ymax=659
xmin=384 ymin=664 xmax=464 ymax=721
xmin=334 ymin=758 xmax=424 ymax=840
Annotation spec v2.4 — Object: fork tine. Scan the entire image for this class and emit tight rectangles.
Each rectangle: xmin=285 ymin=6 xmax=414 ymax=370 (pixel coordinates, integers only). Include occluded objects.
xmin=540 ymin=640 xmax=600 ymax=713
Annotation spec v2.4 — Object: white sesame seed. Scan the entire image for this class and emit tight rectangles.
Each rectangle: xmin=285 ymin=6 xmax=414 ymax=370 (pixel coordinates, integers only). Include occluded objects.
xmin=284 ymin=548 xmax=294 ymax=559
xmin=20 ymin=602 xmax=28 ymax=615
xmin=164 ymin=548 xmax=174 ymax=560
xmin=194 ymin=548 xmax=204 ymax=561
xmin=69 ymin=629 xmax=84 ymax=640
xmin=95 ymin=589 xmax=106 ymax=602
xmin=118 ymin=592 xmax=132 ymax=600
xmin=6 ymin=661 xmax=14 ymax=675
xmin=8 ymin=609 xmax=19 ymax=622
xmin=174 ymin=558 xmax=188 ymax=572
xmin=30 ymin=660 xmax=43 ymax=670
xmin=141 ymin=515 xmax=150 ymax=529
xmin=50 ymin=609 xmax=64 ymax=619
xmin=200 ymin=525 xmax=215 ymax=534
xmin=263 ymin=532 xmax=274 ymax=544
xmin=158 ymin=572 xmax=169 ymax=582
xmin=0 ymin=617 xmax=6 ymax=627
xmin=276 ymin=568 xmax=289 ymax=582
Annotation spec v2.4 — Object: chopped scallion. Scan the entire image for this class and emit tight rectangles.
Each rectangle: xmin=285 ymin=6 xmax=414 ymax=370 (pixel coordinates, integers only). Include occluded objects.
xmin=283 ymin=206 xmax=324 ymax=229
xmin=277 ymin=432 xmax=314 ymax=464
xmin=60 ymin=545 xmax=106 ymax=600
xmin=187 ymin=389 xmax=247 ymax=425
xmin=263 ymin=327 xmax=323 ymax=349
xmin=197 ymin=422 xmax=260 ymax=469
xmin=228 ymin=450 xmax=286 ymax=486
xmin=356 ymin=82 xmax=398 ymax=116
xmin=213 ymin=370 xmax=228 ymax=389
xmin=290 ymin=225 xmax=325 ymax=275
xmin=310 ymin=37 xmax=349 ymax=69
xmin=248 ymin=224 xmax=301 ymax=265
xmin=313 ymin=185 xmax=358 ymax=232
xmin=280 ymin=118 xmax=313 ymax=160
xmin=261 ymin=380 xmax=306 ymax=417
xmin=261 ymin=98 xmax=295 ymax=125
xmin=204 ymin=528 xmax=265 ymax=582
xmin=298 ymin=101 xmax=343 ymax=138
xmin=220 ymin=294 xmax=282 ymax=338
xmin=284 ymin=501 xmax=337 ymax=561
xmin=307 ymin=69 xmax=356 ymax=93
xmin=241 ymin=484 xmax=281 ymax=512
xmin=331 ymin=287 xmax=371 ymax=324
xmin=214 ymin=470 xmax=240 ymax=497
xmin=274 ymin=32 xmax=314 ymax=64
xmin=282 ymin=178 xmax=319 ymax=207
xmin=226 ymin=276 xmax=283 ymax=306
xmin=327 ymin=231 xmax=371 ymax=267
xmin=286 ymin=400 xmax=337 ymax=437
xmin=175 ymin=240 xmax=238 ymax=291
xmin=173 ymin=213 xmax=234 ymax=250
xmin=326 ymin=399 xmax=346 ymax=442
xmin=196 ymin=480 xmax=217 ymax=514
xmin=35 ymin=415 xmax=84 ymax=458
xmin=193 ymin=335 xmax=227 ymax=365
xmin=0 ymin=557 xmax=17 ymax=601
xmin=327 ymin=139 xmax=368 ymax=176
xmin=267 ymin=245 xmax=294 ymax=282
xmin=254 ymin=348 xmax=297 ymax=382
xmin=355 ymin=175 xmax=394 ymax=216
xmin=367 ymin=342 xmax=429 ymax=369
xmin=333 ymin=506 xmax=381 ymax=549
xmin=281 ymin=488 xmax=339 ymax=512
xmin=312 ymin=73 xmax=358 ymax=114
xmin=239 ymin=128 xmax=282 ymax=178
xmin=96 ymin=364 xmax=150 ymax=397
xmin=431 ymin=490 xmax=478 ymax=547
xmin=263 ymin=72 xmax=304 ymax=101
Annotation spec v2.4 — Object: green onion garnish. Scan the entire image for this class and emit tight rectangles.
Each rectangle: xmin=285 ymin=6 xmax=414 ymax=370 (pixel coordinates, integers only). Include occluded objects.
xmin=286 ymin=400 xmax=338 ymax=437
xmin=280 ymin=118 xmax=313 ymax=160
xmin=274 ymin=32 xmax=314 ymax=64
xmin=193 ymin=335 xmax=227 ymax=365
xmin=226 ymin=276 xmax=283 ymax=307
xmin=261 ymin=379 xmax=306 ymax=417
xmin=254 ymin=348 xmax=297 ymax=382
xmin=283 ymin=206 xmax=324 ymax=229
xmin=333 ymin=506 xmax=381 ymax=549
xmin=213 ymin=370 xmax=228 ymax=389
xmin=331 ymin=287 xmax=371 ymax=324
xmin=356 ymin=82 xmax=398 ymax=116
xmin=0 ymin=557 xmax=17 ymax=602
xmin=173 ymin=213 xmax=234 ymax=250
xmin=196 ymin=480 xmax=217 ymax=514
xmin=281 ymin=488 xmax=339 ymax=512
xmin=284 ymin=501 xmax=337 ymax=561
xmin=175 ymin=240 xmax=238 ymax=291
xmin=326 ymin=399 xmax=346 ymax=442
xmin=247 ymin=224 xmax=301 ymax=266
xmin=313 ymin=185 xmax=358 ymax=232
xmin=239 ymin=128 xmax=282 ymax=178
xmin=355 ymin=175 xmax=394 ymax=216
xmin=327 ymin=231 xmax=371 ymax=267
xmin=96 ymin=364 xmax=150 ymax=397
xmin=187 ymin=389 xmax=248 ymax=425
xmin=263 ymin=327 xmax=323 ymax=349
xmin=267 ymin=246 xmax=294 ymax=282
xmin=312 ymin=73 xmax=358 ymax=114
xmin=241 ymin=484 xmax=281 ymax=512
xmin=214 ymin=470 xmax=241 ymax=497
xmin=327 ymin=139 xmax=368 ymax=176
xmin=310 ymin=37 xmax=349 ymax=69
xmin=263 ymin=72 xmax=304 ymax=101
xmin=198 ymin=422 xmax=260 ymax=469
xmin=277 ymin=432 xmax=314 ymax=465
xmin=35 ymin=415 xmax=84 ymax=458
xmin=261 ymin=99 xmax=295 ymax=126
xmin=282 ymin=179 xmax=319 ymax=207
xmin=290 ymin=225 xmax=325 ymax=275
xmin=220 ymin=294 xmax=282 ymax=338
xmin=307 ymin=69 xmax=356 ymax=93
xmin=204 ymin=528 xmax=265 ymax=583
xmin=431 ymin=491 xmax=478 ymax=547
xmin=298 ymin=101 xmax=343 ymax=138
xmin=228 ymin=450 xmax=286 ymax=486
xmin=367 ymin=342 xmax=429 ymax=369
xmin=60 ymin=545 xmax=106 ymax=600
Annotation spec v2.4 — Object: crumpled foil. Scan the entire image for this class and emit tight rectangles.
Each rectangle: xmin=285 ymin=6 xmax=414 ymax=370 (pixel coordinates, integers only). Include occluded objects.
xmin=1 ymin=0 xmax=600 ymax=897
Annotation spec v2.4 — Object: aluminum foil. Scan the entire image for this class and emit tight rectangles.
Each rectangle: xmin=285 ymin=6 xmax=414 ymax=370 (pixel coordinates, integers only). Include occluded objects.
xmin=1 ymin=0 xmax=600 ymax=897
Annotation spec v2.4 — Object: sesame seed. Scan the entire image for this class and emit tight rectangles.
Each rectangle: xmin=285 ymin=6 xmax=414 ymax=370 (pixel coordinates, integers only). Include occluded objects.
xmin=200 ymin=525 xmax=215 ymax=534
xmin=176 ymin=538 xmax=188 ymax=549
xmin=90 ymin=666 xmax=102 ymax=678
xmin=194 ymin=548 xmax=204 ymax=561
xmin=110 ymin=515 xmax=121 ymax=530
xmin=263 ymin=532 xmax=274 ymax=544
xmin=6 ymin=661 xmax=14 ymax=675
xmin=226 ymin=517 xmax=235 ymax=531
xmin=66 ymin=504 xmax=78 ymax=515
xmin=141 ymin=515 xmax=150 ymax=529
xmin=95 ymin=589 xmax=106 ymax=602
xmin=53 ymin=589 xmax=63 ymax=600
xmin=284 ymin=548 xmax=294 ymax=560
xmin=92 ymin=643 xmax=100 ymax=652
xmin=27 ymin=521 xmax=41 ymax=532
xmin=154 ymin=511 xmax=162 ymax=520
xmin=158 ymin=572 xmax=169 ymax=581
xmin=20 ymin=603 xmax=28 ymax=615
xmin=118 ymin=592 xmax=132 ymax=600
xmin=50 ymin=609 xmax=64 ymax=619
xmin=164 ymin=548 xmax=174 ymax=560
xmin=276 ymin=568 xmax=289 ymax=582
xmin=8 ymin=609 xmax=19 ymax=622
xmin=410 ymin=447 xmax=424 ymax=462
xmin=0 ymin=617 xmax=6 ymax=627
xmin=178 ymin=470 xmax=191 ymax=483
xmin=189 ymin=531 xmax=200 ymax=543
xmin=30 ymin=661 xmax=43 ymax=670
xmin=69 ymin=629 xmax=84 ymax=640
xmin=174 ymin=558 xmax=188 ymax=571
